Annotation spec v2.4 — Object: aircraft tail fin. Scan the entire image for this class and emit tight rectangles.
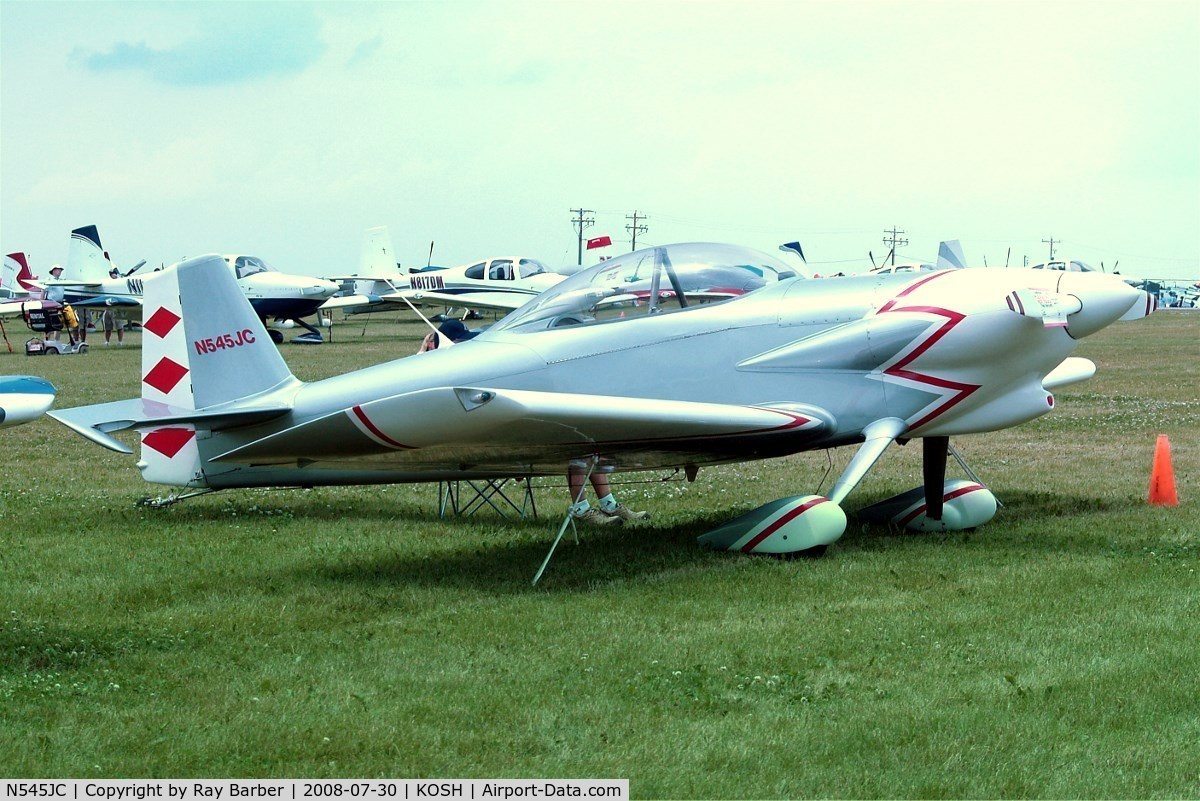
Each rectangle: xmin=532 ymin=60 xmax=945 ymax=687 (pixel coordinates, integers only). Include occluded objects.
xmin=936 ymin=240 xmax=967 ymax=270
xmin=135 ymin=255 xmax=299 ymax=485
xmin=141 ymin=255 xmax=296 ymax=411
xmin=359 ymin=226 xmax=398 ymax=278
xmin=3 ymin=252 xmax=38 ymax=291
xmin=65 ymin=225 xmax=111 ymax=281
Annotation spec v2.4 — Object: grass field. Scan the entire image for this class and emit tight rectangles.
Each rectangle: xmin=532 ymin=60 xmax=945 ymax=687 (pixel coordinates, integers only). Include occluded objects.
xmin=1 ymin=310 xmax=1196 ymax=797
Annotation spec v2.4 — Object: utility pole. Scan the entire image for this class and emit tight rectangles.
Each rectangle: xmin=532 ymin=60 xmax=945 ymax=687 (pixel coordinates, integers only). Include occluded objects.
xmin=882 ymin=226 xmax=908 ymax=266
xmin=1041 ymin=237 xmax=1059 ymax=260
xmin=570 ymin=208 xmax=595 ymax=266
xmin=626 ymin=210 xmax=648 ymax=251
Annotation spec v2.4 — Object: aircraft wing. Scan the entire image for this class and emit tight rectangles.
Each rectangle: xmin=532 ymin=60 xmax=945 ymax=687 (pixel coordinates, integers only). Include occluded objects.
xmin=66 ymin=296 xmax=143 ymax=308
xmin=379 ymin=289 xmax=531 ymax=313
xmin=319 ymin=293 xmax=382 ymax=311
xmin=212 ymin=386 xmax=833 ymax=469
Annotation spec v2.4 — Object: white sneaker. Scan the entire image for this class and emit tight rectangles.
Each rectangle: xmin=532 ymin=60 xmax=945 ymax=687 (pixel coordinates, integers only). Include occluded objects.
xmin=572 ymin=507 xmax=623 ymax=526
xmin=602 ymin=504 xmax=650 ymax=523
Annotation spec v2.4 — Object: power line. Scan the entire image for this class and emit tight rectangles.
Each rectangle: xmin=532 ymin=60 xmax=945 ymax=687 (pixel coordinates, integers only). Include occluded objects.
xmin=569 ymin=208 xmax=595 ymax=266
xmin=626 ymin=210 xmax=648 ymax=252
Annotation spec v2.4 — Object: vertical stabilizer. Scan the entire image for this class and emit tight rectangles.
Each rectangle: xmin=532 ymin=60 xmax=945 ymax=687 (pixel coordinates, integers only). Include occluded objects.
xmin=141 ymin=255 xmax=296 ymax=410
xmin=137 ymin=255 xmax=297 ymax=486
xmin=0 ymin=255 xmax=14 ymax=292
xmin=66 ymin=225 xmax=110 ymax=281
xmin=3 ymin=253 xmax=38 ymax=291
xmin=937 ymin=240 xmax=967 ymax=270
xmin=358 ymin=226 xmax=398 ymax=278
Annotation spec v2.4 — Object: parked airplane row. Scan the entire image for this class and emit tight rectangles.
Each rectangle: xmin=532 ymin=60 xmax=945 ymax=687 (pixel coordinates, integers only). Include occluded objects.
xmin=2 ymin=226 xmax=342 ymax=343
xmin=4 ymin=226 xmax=1165 ymax=356
xmin=2 ymin=225 xmax=569 ymax=342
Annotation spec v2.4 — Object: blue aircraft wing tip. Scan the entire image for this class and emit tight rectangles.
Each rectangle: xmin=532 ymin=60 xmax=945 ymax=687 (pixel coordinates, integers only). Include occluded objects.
xmin=0 ymin=375 xmax=56 ymax=395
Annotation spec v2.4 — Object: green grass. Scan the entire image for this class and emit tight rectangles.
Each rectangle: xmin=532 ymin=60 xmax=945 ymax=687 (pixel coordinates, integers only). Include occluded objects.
xmin=1 ymin=312 xmax=1197 ymax=796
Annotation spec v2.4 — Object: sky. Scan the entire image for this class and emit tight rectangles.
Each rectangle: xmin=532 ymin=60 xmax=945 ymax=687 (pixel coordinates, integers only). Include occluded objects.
xmin=2 ymin=0 xmax=1198 ymax=280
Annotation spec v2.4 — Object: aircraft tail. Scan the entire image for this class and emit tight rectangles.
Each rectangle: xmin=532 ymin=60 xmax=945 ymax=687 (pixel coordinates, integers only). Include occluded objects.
xmin=50 ymin=254 xmax=298 ymax=486
xmin=65 ymin=225 xmax=111 ymax=281
xmin=345 ymin=225 xmax=400 ymax=297
xmin=3 ymin=252 xmax=38 ymax=292
xmin=937 ymin=240 xmax=967 ymax=270
xmin=359 ymin=226 xmax=398 ymax=277
xmin=137 ymin=255 xmax=298 ymax=483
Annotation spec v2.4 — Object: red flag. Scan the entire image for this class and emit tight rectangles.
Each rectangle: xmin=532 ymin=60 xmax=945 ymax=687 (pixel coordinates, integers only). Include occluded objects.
xmin=586 ymin=235 xmax=613 ymax=250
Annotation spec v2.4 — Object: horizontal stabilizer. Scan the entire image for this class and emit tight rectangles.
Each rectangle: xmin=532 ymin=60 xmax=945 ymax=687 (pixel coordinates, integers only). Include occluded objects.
xmin=50 ymin=398 xmax=292 ymax=454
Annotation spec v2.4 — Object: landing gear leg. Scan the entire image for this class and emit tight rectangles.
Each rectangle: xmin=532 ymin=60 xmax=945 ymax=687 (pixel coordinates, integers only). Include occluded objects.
xmin=923 ymin=436 xmax=949 ymax=522
xmin=294 ymin=317 xmax=323 ymax=340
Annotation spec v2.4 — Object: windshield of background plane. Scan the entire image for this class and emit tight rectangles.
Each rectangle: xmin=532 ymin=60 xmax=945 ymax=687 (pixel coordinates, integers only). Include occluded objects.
xmin=234 ymin=256 xmax=274 ymax=278
xmin=493 ymin=242 xmax=798 ymax=332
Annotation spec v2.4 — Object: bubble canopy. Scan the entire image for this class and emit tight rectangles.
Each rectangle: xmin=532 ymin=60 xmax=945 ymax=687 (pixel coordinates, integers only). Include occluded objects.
xmin=492 ymin=242 xmax=800 ymax=333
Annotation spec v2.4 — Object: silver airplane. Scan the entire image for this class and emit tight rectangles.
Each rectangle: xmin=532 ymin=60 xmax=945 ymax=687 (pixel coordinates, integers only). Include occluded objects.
xmin=50 ymin=242 xmax=1155 ymax=558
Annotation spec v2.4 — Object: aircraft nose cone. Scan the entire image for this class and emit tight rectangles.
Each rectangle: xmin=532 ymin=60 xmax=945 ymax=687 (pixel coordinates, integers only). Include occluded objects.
xmin=1058 ymin=272 xmax=1143 ymax=338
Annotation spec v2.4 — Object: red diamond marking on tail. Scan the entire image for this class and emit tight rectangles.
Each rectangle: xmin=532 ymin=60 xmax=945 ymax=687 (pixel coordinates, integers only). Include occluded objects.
xmin=143 ymin=357 xmax=189 ymax=394
xmin=142 ymin=428 xmax=195 ymax=458
xmin=144 ymin=307 xmax=181 ymax=338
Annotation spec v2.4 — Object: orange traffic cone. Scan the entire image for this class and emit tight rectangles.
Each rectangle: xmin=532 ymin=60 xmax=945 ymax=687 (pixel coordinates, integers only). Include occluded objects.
xmin=1148 ymin=434 xmax=1179 ymax=506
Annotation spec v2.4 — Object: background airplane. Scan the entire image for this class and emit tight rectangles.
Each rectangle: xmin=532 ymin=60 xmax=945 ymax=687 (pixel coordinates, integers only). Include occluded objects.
xmin=866 ymin=239 xmax=969 ymax=275
xmin=325 ymin=226 xmax=567 ymax=318
xmin=41 ymin=226 xmax=339 ymax=343
xmin=1029 ymin=259 xmax=1143 ymax=288
xmin=51 ymin=241 xmax=1155 ymax=571
xmin=0 ymin=375 xmax=55 ymax=430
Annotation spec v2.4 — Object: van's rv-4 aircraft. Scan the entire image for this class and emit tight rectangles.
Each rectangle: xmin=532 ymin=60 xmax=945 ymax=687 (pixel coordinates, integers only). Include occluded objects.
xmin=41 ymin=226 xmax=339 ymax=343
xmin=324 ymin=226 xmax=566 ymax=317
xmin=51 ymin=242 xmax=1156 ymax=570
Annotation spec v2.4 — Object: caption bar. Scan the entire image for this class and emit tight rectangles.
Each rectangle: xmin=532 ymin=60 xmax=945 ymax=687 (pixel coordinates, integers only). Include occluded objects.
xmin=1 ymin=782 xmax=628 ymax=801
